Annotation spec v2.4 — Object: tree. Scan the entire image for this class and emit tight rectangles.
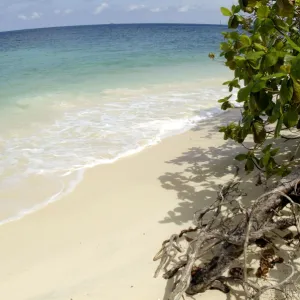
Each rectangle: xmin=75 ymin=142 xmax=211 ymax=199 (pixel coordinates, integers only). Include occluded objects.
xmin=154 ymin=1 xmax=300 ymax=299
xmin=219 ymin=0 xmax=300 ymax=178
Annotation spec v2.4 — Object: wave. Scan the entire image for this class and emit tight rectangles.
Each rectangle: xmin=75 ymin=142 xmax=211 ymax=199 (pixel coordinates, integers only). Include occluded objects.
xmin=0 ymin=80 xmax=233 ymax=224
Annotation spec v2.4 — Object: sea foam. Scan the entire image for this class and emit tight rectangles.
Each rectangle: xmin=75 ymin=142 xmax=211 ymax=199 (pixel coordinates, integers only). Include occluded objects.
xmin=0 ymin=81 xmax=232 ymax=224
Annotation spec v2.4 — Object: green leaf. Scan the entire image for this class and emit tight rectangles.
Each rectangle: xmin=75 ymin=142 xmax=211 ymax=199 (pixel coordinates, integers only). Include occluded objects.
xmin=267 ymin=157 xmax=277 ymax=173
xmin=220 ymin=42 xmax=231 ymax=51
xmin=254 ymin=18 xmax=262 ymax=31
xmin=228 ymin=15 xmax=239 ymax=29
xmin=257 ymin=5 xmax=269 ymax=18
xmin=268 ymin=99 xmax=282 ymax=123
xmin=252 ymin=121 xmax=266 ymax=144
xmin=239 ymin=35 xmax=251 ymax=47
xmin=259 ymin=158 xmax=264 ymax=168
xmin=239 ymin=0 xmax=258 ymax=10
xmin=274 ymin=18 xmax=289 ymax=31
xmin=218 ymin=0 xmax=299 ymax=178
xmin=245 ymin=159 xmax=255 ymax=172
xmin=283 ymin=109 xmax=298 ymax=128
xmin=238 ymin=0 xmax=247 ymax=8
xmin=262 ymin=144 xmax=272 ymax=154
xmin=270 ymin=148 xmax=280 ymax=156
xmin=275 ymin=116 xmax=283 ymax=138
xmin=280 ymin=78 xmax=293 ymax=104
xmin=221 ymin=101 xmax=234 ymax=110
xmin=261 ymin=18 xmax=274 ymax=32
xmin=262 ymin=152 xmax=271 ymax=166
xmin=277 ymin=167 xmax=291 ymax=177
xmin=236 ymin=15 xmax=244 ymax=22
xmin=256 ymin=91 xmax=271 ymax=111
xmin=245 ymin=51 xmax=265 ymax=61
xmin=276 ymin=0 xmax=295 ymax=17
xmin=284 ymin=54 xmax=295 ymax=64
xmin=223 ymin=79 xmax=240 ymax=92
xmin=265 ymin=101 xmax=275 ymax=117
xmin=218 ymin=94 xmax=232 ymax=103
xmin=263 ymin=52 xmax=279 ymax=68
xmin=221 ymin=7 xmax=232 ymax=16
xmin=232 ymin=4 xmax=241 ymax=14
xmin=292 ymin=78 xmax=300 ymax=103
xmin=224 ymin=51 xmax=235 ymax=61
xmin=253 ymin=43 xmax=267 ymax=51
xmin=230 ymin=31 xmax=240 ymax=40
xmin=248 ymin=0 xmax=258 ymax=7
xmin=291 ymin=56 xmax=300 ymax=80
xmin=284 ymin=35 xmax=300 ymax=52
xmin=252 ymin=80 xmax=266 ymax=93
xmin=253 ymin=73 xmax=263 ymax=81
xmin=275 ymin=41 xmax=285 ymax=51
xmin=261 ymin=73 xmax=286 ymax=80
xmin=249 ymin=94 xmax=258 ymax=114
xmin=235 ymin=56 xmax=246 ymax=67
xmin=235 ymin=154 xmax=248 ymax=161
xmin=237 ymin=84 xmax=252 ymax=102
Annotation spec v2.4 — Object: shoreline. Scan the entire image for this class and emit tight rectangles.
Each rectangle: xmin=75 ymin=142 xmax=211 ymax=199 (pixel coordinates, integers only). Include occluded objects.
xmin=0 ymin=109 xmax=262 ymax=300
xmin=0 ymin=108 xmax=224 ymax=226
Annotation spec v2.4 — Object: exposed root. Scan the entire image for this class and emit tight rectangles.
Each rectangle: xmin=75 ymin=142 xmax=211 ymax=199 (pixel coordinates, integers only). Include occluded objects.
xmin=154 ymin=169 xmax=300 ymax=300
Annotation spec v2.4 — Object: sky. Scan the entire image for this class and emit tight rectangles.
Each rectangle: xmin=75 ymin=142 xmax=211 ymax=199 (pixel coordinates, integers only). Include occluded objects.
xmin=0 ymin=0 xmax=237 ymax=32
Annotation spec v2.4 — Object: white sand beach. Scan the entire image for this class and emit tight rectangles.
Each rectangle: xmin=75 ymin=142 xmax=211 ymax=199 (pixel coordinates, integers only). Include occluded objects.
xmin=0 ymin=110 xmax=267 ymax=300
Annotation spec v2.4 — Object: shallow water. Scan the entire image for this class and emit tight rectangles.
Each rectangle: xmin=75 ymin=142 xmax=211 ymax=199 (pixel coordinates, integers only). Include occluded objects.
xmin=0 ymin=24 xmax=231 ymax=223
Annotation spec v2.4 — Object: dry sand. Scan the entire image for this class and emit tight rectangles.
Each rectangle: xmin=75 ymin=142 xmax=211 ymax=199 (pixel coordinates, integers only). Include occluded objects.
xmin=0 ymin=110 xmax=266 ymax=300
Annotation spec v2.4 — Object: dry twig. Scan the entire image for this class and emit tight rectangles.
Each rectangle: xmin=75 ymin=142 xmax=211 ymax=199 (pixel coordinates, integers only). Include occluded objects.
xmin=154 ymin=169 xmax=300 ymax=300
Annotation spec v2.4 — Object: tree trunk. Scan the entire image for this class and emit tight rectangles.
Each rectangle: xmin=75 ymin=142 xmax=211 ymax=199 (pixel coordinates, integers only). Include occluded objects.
xmin=186 ymin=170 xmax=300 ymax=295
xmin=155 ymin=169 xmax=300 ymax=299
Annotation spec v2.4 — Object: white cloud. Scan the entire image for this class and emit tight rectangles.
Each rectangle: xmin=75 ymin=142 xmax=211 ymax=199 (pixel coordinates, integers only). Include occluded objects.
xmin=127 ymin=4 xmax=146 ymax=11
xmin=64 ymin=9 xmax=73 ymax=15
xmin=18 ymin=14 xmax=28 ymax=20
xmin=94 ymin=2 xmax=109 ymax=14
xmin=178 ymin=5 xmax=190 ymax=12
xmin=150 ymin=7 xmax=161 ymax=12
xmin=31 ymin=12 xmax=42 ymax=19
xmin=150 ymin=7 xmax=167 ymax=13
xmin=18 ymin=12 xmax=42 ymax=20
xmin=54 ymin=9 xmax=73 ymax=15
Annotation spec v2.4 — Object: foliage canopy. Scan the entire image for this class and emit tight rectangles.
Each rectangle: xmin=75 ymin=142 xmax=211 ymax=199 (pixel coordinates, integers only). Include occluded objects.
xmin=219 ymin=0 xmax=300 ymax=177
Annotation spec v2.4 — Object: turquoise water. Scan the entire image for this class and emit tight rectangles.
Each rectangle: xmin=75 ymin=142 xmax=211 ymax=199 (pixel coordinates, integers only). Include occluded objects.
xmin=0 ymin=24 xmax=231 ymax=223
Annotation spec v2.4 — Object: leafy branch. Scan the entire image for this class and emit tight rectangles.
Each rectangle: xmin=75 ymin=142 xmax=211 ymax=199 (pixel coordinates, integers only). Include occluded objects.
xmin=217 ymin=0 xmax=300 ymax=177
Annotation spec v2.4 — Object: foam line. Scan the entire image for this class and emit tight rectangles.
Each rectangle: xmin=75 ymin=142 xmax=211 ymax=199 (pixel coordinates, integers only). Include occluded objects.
xmin=0 ymin=110 xmax=222 ymax=225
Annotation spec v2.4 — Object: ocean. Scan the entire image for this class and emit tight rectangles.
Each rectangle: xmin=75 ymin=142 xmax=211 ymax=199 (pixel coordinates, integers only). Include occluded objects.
xmin=0 ymin=24 xmax=231 ymax=223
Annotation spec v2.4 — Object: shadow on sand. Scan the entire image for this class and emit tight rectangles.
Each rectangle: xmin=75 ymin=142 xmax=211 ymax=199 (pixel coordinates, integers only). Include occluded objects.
xmin=158 ymin=112 xmax=259 ymax=226
xmin=158 ymin=112 xmax=260 ymax=300
xmin=157 ymin=111 xmax=300 ymax=300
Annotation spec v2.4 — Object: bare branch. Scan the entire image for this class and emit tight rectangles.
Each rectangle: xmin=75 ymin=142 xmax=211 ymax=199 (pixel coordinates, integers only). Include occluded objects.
xmin=155 ymin=170 xmax=300 ymax=300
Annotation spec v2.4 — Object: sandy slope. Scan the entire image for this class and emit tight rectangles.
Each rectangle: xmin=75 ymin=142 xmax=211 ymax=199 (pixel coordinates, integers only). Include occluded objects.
xmin=0 ymin=110 xmax=265 ymax=300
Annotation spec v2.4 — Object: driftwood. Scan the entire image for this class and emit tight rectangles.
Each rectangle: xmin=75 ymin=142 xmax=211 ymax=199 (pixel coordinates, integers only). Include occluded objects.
xmin=154 ymin=169 xmax=300 ymax=300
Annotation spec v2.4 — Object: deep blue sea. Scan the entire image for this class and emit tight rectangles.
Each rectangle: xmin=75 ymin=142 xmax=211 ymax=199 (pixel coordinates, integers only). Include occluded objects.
xmin=0 ymin=24 xmax=231 ymax=223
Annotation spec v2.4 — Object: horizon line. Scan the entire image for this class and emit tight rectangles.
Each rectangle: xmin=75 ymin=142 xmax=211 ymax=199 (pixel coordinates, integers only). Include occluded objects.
xmin=0 ymin=22 xmax=227 ymax=34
